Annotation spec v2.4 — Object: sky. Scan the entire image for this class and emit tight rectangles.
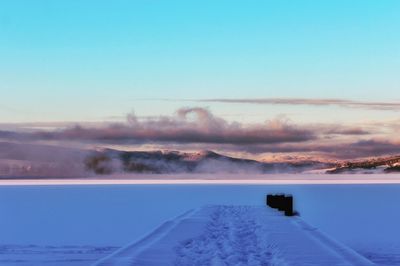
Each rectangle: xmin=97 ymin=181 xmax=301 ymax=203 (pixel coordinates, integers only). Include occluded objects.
xmin=0 ymin=1 xmax=400 ymax=161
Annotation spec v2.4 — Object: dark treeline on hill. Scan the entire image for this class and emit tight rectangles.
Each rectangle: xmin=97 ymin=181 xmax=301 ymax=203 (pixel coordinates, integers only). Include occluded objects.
xmin=327 ymin=155 xmax=400 ymax=174
xmin=84 ymin=149 xmax=331 ymax=175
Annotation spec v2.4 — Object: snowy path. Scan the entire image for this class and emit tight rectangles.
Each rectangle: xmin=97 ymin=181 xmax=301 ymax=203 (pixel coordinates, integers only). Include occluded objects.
xmin=94 ymin=206 xmax=375 ymax=266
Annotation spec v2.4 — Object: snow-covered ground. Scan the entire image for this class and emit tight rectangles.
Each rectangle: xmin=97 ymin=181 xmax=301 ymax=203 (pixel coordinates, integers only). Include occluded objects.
xmin=0 ymin=245 xmax=118 ymax=266
xmin=95 ymin=205 xmax=374 ymax=266
xmin=1 ymin=177 xmax=400 ymax=265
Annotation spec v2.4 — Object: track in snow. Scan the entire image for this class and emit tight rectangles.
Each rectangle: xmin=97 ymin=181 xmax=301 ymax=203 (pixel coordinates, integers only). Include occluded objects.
xmin=175 ymin=206 xmax=277 ymax=266
xmin=94 ymin=205 xmax=375 ymax=266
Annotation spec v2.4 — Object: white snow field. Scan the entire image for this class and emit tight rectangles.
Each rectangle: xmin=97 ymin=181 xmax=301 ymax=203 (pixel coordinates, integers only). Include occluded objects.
xmin=94 ymin=205 xmax=374 ymax=266
xmin=1 ymin=182 xmax=400 ymax=265
xmin=0 ymin=245 xmax=119 ymax=266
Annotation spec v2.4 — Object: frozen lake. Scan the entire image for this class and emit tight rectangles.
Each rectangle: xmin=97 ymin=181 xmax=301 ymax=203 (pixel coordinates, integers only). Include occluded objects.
xmin=1 ymin=180 xmax=400 ymax=265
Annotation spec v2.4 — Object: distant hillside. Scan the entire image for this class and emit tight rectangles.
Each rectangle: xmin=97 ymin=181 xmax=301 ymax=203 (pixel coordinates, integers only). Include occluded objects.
xmin=84 ymin=149 xmax=331 ymax=174
xmin=0 ymin=141 xmax=87 ymax=178
xmin=327 ymin=155 xmax=400 ymax=174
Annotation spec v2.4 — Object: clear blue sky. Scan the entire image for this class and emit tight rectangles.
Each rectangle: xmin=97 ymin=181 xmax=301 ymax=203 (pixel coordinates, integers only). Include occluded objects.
xmin=1 ymin=0 xmax=399 ymax=122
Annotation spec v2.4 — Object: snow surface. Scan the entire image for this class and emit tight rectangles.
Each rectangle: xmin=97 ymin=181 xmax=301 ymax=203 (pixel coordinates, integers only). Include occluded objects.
xmin=0 ymin=245 xmax=118 ymax=266
xmin=95 ymin=205 xmax=374 ymax=266
xmin=1 ymin=181 xmax=400 ymax=265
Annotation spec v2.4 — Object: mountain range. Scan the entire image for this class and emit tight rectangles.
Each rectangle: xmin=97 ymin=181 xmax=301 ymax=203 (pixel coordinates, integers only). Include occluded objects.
xmin=1 ymin=141 xmax=400 ymax=177
xmin=84 ymin=149 xmax=332 ymax=175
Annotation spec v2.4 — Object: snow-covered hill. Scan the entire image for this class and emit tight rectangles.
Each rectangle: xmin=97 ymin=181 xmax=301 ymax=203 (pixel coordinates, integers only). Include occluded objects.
xmin=3 ymin=140 xmax=400 ymax=177
xmin=84 ymin=149 xmax=331 ymax=175
xmin=327 ymin=155 xmax=400 ymax=174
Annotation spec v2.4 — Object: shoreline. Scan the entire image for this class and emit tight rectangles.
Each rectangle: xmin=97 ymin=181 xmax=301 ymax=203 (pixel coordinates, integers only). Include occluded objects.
xmin=1 ymin=174 xmax=400 ymax=186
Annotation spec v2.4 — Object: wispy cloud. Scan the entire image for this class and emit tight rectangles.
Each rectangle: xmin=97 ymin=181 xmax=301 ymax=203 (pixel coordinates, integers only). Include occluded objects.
xmin=2 ymin=107 xmax=399 ymax=161
xmin=36 ymin=107 xmax=315 ymax=145
xmin=237 ymin=139 xmax=400 ymax=160
xmin=194 ymin=98 xmax=400 ymax=111
xmin=324 ymin=128 xmax=370 ymax=135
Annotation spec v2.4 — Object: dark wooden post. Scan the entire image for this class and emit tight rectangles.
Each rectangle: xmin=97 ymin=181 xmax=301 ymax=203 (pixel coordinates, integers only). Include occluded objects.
xmin=266 ymin=194 xmax=295 ymax=216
